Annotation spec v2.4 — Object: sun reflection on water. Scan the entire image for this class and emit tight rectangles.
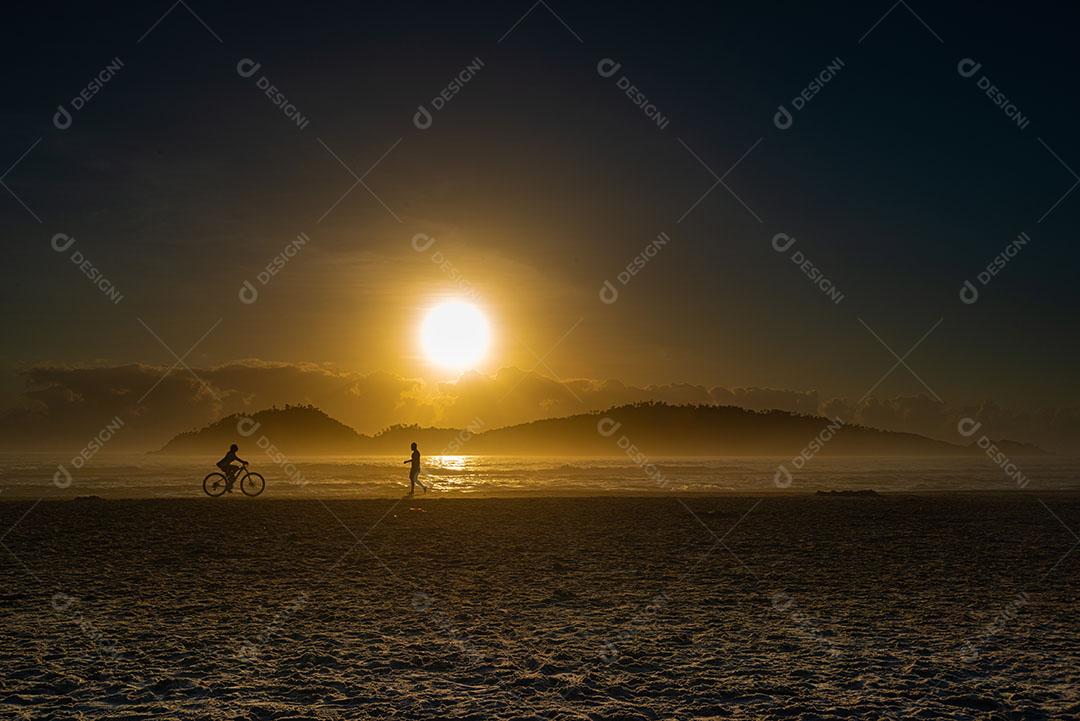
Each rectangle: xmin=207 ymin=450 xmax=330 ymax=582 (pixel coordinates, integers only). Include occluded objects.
xmin=424 ymin=455 xmax=477 ymax=490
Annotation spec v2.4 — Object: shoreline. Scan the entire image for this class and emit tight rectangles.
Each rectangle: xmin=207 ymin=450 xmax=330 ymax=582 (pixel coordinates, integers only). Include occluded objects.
xmin=4 ymin=487 xmax=1080 ymax=503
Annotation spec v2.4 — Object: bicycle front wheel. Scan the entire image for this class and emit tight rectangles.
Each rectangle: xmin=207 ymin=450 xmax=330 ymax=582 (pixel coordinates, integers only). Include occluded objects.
xmin=203 ymin=472 xmax=227 ymax=497
xmin=241 ymin=472 xmax=265 ymax=497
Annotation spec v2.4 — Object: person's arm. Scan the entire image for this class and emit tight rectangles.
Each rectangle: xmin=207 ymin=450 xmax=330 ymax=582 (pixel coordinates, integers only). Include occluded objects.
xmin=238 ymin=456 xmax=248 ymax=465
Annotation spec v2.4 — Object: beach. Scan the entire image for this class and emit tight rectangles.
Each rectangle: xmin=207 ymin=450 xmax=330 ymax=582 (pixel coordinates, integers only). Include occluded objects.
xmin=2 ymin=494 xmax=1078 ymax=719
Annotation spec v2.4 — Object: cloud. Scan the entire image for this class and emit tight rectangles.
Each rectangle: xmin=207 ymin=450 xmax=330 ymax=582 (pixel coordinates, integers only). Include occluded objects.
xmin=2 ymin=360 xmax=1078 ymax=453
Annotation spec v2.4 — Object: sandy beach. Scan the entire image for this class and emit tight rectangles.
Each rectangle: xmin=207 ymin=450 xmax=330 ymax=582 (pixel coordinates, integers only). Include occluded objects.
xmin=2 ymin=494 xmax=1078 ymax=719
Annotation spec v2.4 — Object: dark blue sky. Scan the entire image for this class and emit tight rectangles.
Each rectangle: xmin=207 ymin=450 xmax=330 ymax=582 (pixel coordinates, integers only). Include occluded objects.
xmin=1 ymin=0 xmax=1077 ymax=409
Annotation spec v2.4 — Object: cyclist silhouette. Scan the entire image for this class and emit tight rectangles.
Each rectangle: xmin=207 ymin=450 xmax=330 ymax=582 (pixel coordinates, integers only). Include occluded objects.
xmin=216 ymin=443 xmax=248 ymax=493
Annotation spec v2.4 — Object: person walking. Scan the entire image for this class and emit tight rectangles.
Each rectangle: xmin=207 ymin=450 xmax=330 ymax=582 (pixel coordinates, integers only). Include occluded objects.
xmin=403 ymin=442 xmax=427 ymax=494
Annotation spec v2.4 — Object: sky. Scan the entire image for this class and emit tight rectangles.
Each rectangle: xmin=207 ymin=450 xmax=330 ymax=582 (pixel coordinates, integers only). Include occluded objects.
xmin=1 ymin=1 xmax=1078 ymax=450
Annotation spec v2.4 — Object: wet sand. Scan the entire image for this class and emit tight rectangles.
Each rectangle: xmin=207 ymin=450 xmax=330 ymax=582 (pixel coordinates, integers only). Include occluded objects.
xmin=1 ymin=494 xmax=1078 ymax=719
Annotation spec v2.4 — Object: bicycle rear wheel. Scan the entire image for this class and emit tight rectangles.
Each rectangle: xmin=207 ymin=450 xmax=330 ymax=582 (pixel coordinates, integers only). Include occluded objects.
xmin=203 ymin=472 xmax=227 ymax=497
xmin=241 ymin=472 xmax=265 ymax=497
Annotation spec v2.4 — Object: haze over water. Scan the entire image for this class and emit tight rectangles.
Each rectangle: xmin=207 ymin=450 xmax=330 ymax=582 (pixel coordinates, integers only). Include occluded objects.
xmin=5 ymin=454 xmax=1078 ymax=500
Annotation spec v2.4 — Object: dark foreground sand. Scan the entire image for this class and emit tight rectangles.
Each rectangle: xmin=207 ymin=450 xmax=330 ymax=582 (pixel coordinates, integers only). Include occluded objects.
xmin=1 ymin=494 xmax=1078 ymax=720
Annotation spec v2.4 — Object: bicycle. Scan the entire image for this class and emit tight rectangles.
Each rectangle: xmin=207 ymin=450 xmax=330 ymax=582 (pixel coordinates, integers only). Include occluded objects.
xmin=203 ymin=464 xmax=265 ymax=497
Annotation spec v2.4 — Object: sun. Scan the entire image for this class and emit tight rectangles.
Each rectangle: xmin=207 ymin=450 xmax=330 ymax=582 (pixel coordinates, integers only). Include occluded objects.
xmin=420 ymin=301 xmax=492 ymax=370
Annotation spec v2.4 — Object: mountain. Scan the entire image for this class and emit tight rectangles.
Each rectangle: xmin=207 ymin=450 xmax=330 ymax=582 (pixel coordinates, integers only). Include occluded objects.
xmin=155 ymin=402 xmax=1047 ymax=457
xmin=158 ymin=405 xmax=364 ymax=455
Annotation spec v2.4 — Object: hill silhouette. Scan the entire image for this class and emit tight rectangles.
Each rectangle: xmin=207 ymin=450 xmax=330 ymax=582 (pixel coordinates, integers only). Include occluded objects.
xmin=159 ymin=404 xmax=364 ymax=455
xmin=156 ymin=402 xmax=1046 ymax=457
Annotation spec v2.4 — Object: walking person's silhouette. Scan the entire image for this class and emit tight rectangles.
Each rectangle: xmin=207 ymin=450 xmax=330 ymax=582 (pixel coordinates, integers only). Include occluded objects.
xmin=404 ymin=442 xmax=427 ymax=494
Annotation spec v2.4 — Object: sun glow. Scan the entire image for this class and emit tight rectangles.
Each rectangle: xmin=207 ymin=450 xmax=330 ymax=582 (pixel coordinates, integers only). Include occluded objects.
xmin=420 ymin=301 xmax=491 ymax=370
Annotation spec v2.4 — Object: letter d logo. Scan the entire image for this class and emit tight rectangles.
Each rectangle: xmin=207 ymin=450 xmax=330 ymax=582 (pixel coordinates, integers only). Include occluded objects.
xmin=773 ymin=464 xmax=792 ymax=488
xmin=957 ymin=417 xmax=982 ymax=438
xmin=773 ymin=104 xmax=793 ymax=130
xmin=53 ymin=105 xmax=73 ymax=130
xmin=599 ymin=280 xmax=619 ymax=304
xmin=957 ymin=58 xmax=982 ymax=79
xmin=959 ymin=280 xmax=979 ymax=305
xmin=413 ymin=105 xmax=433 ymax=130
xmin=236 ymin=417 xmax=262 ymax=437
xmin=51 ymin=233 xmax=76 ymax=253
xmin=596 ymin=417 xmax=622 ymax=437
xmin=236 ymin=58 xmax=261 ymax=78
xmin=596 ymin=58 xmax=621 ymax=78
xmin=771 ymin=232 xmax=796 ymax=253
xmin=51 ymin=592 xmax=76 ymax=612
xmin=238 ymin=280 xmax=259 ymax=304
xmin=53 ymin=464 xmax=72 ymax=489
xmin=770 ymin=591 xmax=793 ymax=611
xmin=411 ymin=233 xmax=436 ymax=252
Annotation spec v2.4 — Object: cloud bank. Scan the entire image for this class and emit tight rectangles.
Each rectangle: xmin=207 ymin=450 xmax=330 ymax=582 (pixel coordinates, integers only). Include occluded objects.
xmin=3 ymin=360 xmax=1078 ymax=453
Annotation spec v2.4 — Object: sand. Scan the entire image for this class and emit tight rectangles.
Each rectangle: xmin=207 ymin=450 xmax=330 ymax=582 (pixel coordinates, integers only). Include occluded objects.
xmin=1 ymin=494 xmax=1078 ymax=719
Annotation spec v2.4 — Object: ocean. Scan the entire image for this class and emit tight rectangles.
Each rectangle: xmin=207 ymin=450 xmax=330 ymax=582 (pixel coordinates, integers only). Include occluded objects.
xmin=2 ymin=453 xmax=1077 ymax=499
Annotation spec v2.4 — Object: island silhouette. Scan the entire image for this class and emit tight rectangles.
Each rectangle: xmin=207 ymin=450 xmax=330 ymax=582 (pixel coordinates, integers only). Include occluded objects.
xmin=154 ymin=402 xmax=1048 ymax=457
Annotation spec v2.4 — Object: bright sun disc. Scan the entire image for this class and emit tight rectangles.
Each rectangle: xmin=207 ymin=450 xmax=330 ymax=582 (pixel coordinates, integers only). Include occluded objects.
xmin=420 ymin=301 xmax=491 ymax=370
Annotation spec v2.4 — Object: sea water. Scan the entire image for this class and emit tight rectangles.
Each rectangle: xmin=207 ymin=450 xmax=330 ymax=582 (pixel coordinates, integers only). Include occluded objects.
xmin=1 ymin=454 xmax=1078 ymax=499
